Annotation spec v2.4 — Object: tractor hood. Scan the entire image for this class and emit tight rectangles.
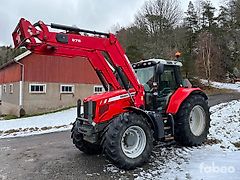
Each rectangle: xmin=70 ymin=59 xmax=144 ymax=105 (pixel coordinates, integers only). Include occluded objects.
xmin=84 ymin=89 xmax=135 ymax=103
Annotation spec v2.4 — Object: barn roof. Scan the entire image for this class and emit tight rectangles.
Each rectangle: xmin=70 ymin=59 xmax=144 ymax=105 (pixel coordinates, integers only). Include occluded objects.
xmin=0 ymin=50 xmax=31 ymax=70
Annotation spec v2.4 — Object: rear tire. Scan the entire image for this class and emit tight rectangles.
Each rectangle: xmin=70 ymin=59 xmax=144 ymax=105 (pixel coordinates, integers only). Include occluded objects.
xmin=102 ymin=113 xmax=153 ymax=170
xmin=72 ymin=123 xmax=101 ymax=155
xmin=174 ymin=94 xmax=210 ymax=146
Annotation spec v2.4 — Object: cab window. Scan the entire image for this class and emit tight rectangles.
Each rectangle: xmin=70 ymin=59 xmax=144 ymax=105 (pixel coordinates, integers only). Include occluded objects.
xmin=159 ymin=65 xmax=177 ymax=92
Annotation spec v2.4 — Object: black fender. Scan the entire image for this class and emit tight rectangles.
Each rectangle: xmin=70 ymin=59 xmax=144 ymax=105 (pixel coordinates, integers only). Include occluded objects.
xmin=124 ymin=106 xmax=165 ymax=140
xmin=190 ymin=90 xmax=208 ymax=100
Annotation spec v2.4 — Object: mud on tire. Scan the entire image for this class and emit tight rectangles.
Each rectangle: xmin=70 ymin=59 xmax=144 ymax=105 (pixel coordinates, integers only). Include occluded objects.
xmin=102 ymin=113 xmax=153 ymax=170
xmin=174 ymin=94 xmax=210 ymax=146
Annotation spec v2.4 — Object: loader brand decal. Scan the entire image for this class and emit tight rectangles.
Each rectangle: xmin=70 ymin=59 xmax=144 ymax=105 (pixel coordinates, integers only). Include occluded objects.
xmin=72 ymin=38 xmax=81 ymax=43
xmin=108 ymin=92 xmax=136 ymax=103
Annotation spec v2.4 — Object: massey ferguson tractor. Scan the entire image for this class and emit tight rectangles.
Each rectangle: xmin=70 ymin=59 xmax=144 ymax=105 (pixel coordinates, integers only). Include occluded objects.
xmin=12 ymin=18 xmax=210 ymax=170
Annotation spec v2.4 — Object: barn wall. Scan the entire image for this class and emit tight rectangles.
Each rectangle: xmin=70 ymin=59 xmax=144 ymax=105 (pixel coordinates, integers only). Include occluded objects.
xmin=0 ymin=53 xmax=102 ymax=116
xmin=23 ymin=82 xmax=99 ymax=115
xmin=0 ymin=64 xmax=21 ymax=83
xmin=0 ymin=82 xmax=20 ymax=116
xmin=22 ymin=54 xmax=100 ymax=84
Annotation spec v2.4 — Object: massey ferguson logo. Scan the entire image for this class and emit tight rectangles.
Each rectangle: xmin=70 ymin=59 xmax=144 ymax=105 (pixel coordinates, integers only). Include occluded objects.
xmin=72 ymin=38 xmax=81 ymax=43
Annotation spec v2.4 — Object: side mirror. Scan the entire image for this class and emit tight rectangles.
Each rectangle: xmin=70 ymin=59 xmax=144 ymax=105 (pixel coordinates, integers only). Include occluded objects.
xmin=182 ymin=79 xmax=192 ymax=88
xmin=156 ymin=64 xmax=164 ymax=75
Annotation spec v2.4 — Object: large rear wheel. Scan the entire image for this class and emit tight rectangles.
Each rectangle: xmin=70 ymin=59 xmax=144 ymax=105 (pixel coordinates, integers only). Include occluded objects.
xmin=174 ymin=94 xmax=210 ymax=146
xmin=102 ymin=113 xmax=153 ymax=170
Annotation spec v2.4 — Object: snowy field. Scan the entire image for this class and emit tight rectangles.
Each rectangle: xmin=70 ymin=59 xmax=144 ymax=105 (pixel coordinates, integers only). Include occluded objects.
xmin=104 ymin=100 xmax=240 ymax=180
xmin=201 ymin=79 xmax=240 ymax=92
xmin=0 ymin=108 xmax=77 ymax=138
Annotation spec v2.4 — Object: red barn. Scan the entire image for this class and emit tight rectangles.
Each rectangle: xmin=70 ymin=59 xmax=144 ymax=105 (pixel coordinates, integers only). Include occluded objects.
xmin=0 ymin=51 xmax=102 ymax=116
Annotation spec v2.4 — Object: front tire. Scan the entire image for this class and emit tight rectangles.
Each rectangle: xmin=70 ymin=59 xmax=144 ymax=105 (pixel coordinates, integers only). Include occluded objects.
xmin=72 ymin=122 xmax=101 ymax=155
xmin=174 ymin=94 xmax=210 ymax=146
xmin=102 ymin=113 xmax=153 ymax=170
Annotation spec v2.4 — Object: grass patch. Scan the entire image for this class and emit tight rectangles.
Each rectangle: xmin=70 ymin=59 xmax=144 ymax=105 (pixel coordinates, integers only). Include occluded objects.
xmin=0 ymin=114 xmax=18 ymax=120
xmin=4 ymin=129 xmax=20 ymax=134
xmin=201 ymin=86 xmax=235 ymax=95
xmin=204 ymin=138 xmax=222 ymax=145
xmin=189 ymin=77 xmax=236 ymax=95
xmin=233 ymin=142 xmax=240 ymax=148
xmin=22 ymin=106 xmax=76 ymax=118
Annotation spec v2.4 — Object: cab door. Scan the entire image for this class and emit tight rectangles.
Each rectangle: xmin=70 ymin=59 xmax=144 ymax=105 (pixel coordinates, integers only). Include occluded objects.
xmin=156 ymin=65 xmax=180 ymax=111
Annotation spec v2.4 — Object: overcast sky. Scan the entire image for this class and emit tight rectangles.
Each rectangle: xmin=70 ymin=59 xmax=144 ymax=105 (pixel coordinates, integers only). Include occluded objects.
xmin=0 ymin=0 xmax=221 ymax=46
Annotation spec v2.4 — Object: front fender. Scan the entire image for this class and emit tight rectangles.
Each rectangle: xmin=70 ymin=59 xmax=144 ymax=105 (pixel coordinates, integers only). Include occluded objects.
xmin=124 ymin=106 xmax=165 ymax=140
xmin=166 ymin=87 xmax=208 ymax=115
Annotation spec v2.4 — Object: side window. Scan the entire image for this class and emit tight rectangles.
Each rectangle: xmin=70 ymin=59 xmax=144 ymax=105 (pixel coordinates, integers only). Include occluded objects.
xmin=9 ymin=84 xmax=14 ymax=94
xmin=29 ymin=84 xmax=47 ymax=94
xmin=94 ymin=85 xmax=104 ymax=94
xmin=159 ymin=66 xmax=177 ymax=91
xmin=3 ymin=84 xmax=6 ymax=93
xmin=60 ymin=85 xmax=74 ymax=94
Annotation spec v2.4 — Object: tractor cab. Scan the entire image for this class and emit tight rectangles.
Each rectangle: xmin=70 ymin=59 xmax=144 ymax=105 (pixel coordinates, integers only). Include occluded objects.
xmin=133 ymin=59 xmax=183 ymax=112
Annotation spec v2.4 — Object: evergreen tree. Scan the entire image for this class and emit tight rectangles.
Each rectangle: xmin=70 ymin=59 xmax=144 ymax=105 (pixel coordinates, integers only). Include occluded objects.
xmin=200 ymin=1 xmax=217 ymax=31
xmin=182 ymin=1 xmax=199 ymax=77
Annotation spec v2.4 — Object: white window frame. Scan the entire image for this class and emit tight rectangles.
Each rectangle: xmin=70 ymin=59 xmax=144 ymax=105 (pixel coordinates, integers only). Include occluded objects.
xmin=9 ymin=84 xmax=14 ymax=94
xmin=3 ymin=84 xmax=6 ymax=93
xmin=93 ymin=85 xmax=104 ymax=94
xmin=29 ymin=84 xmax=47 ymax=94
xmin=60 ymin=84 xmax=75 ymax=94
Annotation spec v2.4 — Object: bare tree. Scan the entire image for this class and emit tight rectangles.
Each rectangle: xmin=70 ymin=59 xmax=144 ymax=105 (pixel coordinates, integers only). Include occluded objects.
xmin=133 ymin=0 xmax=182 ymax=59
xmin=196 ymin=32 xmax=212 ymax=84
xmin=135 ymin=0 xmax=182 ymax=34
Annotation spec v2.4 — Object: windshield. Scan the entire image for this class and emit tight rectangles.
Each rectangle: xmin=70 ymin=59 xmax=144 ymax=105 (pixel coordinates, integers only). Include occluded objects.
xmin=134 ymin=66 xmax=155 ymax=91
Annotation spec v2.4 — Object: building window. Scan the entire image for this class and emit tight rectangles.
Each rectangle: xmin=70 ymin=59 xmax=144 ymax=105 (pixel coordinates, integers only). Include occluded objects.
xmin=3 ymin=84 xmax=6 ymax=93
xmin=94 ymin=85 xmax=104 ymax=94
xmin=60 ymin=85 xmax=74 ymax=94
xmin=9 ymin=84 xmax=13 ymax=94
xmin=29 ymin=84 xmax=46 ymax=93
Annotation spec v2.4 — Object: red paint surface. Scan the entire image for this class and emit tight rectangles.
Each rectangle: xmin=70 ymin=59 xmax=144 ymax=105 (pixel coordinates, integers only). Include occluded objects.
xmin=0 ymin=53 xmax=100 ymax=84
xmin=0 ymin=63 xmax=21 ymax=83
xmin=166 ymin=87 xmax=202 ymax=114
xmin=12 ymin=18 xmax=145 ymax=108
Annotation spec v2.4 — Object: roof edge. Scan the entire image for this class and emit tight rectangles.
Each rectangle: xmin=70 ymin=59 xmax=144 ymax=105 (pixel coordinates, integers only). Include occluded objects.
xmin=0 ymin=50 xmax=32 ymax=70
xmin=14 ymin=50 xmax=32 ymax=62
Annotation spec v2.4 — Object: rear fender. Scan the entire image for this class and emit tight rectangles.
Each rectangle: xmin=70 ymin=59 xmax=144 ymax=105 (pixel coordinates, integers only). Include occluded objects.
xmin=166 ymin=88 xmax=208 ymax=115
xmin=124 ymin=106 xmax=164 ymax=140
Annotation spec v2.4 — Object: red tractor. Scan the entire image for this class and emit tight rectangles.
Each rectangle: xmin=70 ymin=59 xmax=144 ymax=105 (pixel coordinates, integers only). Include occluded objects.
xmin=12 ymin=18 xmax=210 ymax=170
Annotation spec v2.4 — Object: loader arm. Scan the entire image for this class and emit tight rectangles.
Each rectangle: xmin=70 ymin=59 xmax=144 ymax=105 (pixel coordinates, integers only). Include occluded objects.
xmin=12 ymin=18 xmax=144 ymax=107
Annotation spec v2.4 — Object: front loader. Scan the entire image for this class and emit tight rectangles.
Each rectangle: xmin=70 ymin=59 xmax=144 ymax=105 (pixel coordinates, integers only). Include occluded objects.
xmin=12 ymin=18 xmax=210 ymax=170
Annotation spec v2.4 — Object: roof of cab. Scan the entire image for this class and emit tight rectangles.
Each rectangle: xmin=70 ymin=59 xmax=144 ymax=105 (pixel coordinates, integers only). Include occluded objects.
xmin=133 ymin=58 xmax=182 ymax=68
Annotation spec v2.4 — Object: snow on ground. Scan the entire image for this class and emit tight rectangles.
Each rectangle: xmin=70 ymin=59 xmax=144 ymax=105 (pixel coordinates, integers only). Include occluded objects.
xmin=201 ymin=79 xmax=240 ymax=92
xmin=0 ymin=108 xmax=77 ymax=138
xmin=0 ymin=99 xmax=240 ymax=179
xmin=104 ymin=100 xmax=240 ymax=180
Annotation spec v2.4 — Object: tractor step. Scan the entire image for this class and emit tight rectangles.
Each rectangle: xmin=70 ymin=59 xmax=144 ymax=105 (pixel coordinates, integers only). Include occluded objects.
xmin=164 ymin=133 xmax=174 ymax=141
xmin=164 ymin=126 xmax=171 ymax=130
xmin=165 ymin=136 xmax=174 ymax=141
